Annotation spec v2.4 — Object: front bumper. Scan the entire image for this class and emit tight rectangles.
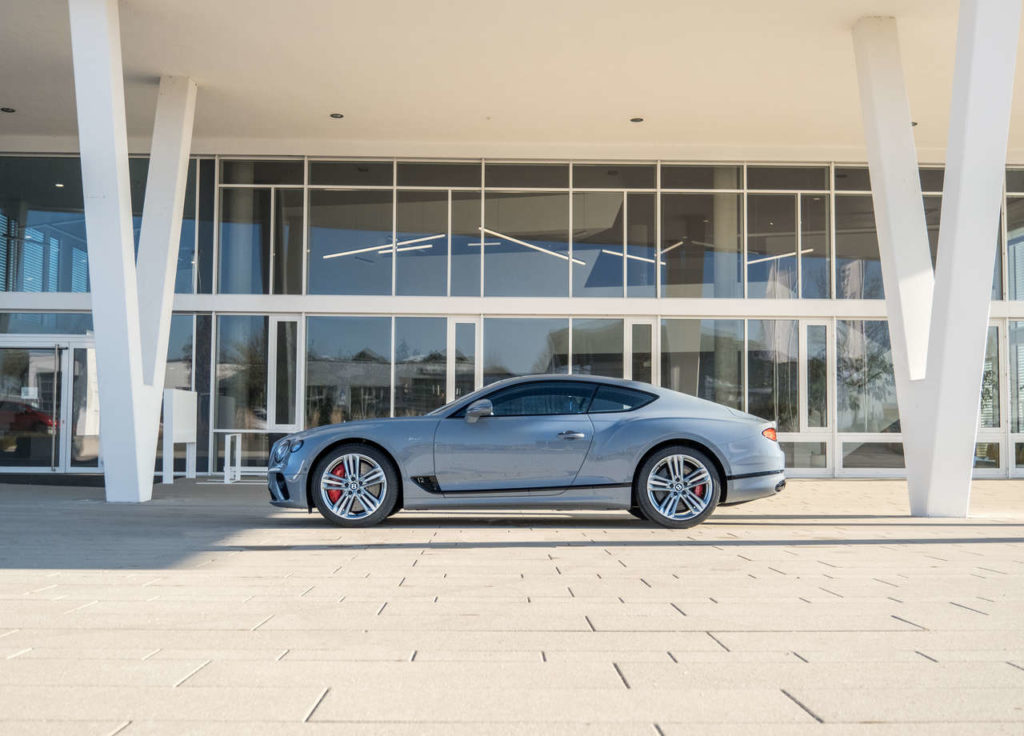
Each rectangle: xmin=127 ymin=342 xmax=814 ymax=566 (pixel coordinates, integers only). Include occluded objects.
xmin=721 ymin=469 xmax=786 ymax=506
xmin=267 ymin=447 xmax=310 ymax=509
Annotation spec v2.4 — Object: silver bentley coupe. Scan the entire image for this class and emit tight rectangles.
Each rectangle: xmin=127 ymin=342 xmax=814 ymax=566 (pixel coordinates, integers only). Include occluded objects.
xmin=267 ymin=375 xmax=785 ymax=529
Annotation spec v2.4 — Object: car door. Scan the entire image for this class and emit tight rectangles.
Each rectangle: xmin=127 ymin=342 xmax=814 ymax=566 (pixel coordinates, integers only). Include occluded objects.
xmin=433 ymin=380 xmax=597 ymax=492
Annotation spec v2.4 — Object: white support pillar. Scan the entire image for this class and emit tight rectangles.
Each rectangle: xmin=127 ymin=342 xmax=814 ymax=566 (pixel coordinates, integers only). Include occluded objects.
xmin=68 ymin=0 xmax=157 ymax=502
xmin=138 ymin=76 xmax=197 ymax=390
xmin=921 ymin=0 xmax=1021 ymax=516
xmin=852 ymin=2 xmax=1021 ymax=517
xmin=68 ymin=0 xmax=198 ymax=503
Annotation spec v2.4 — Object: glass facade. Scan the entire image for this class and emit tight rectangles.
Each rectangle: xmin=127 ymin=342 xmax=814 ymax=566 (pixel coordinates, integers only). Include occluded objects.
xmin=4 ymin=156 xmax=1024 ymax=478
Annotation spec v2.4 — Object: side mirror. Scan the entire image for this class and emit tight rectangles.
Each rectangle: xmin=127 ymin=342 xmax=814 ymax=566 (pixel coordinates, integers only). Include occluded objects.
xmin=465 ymin=399 xmax=493 ymax=423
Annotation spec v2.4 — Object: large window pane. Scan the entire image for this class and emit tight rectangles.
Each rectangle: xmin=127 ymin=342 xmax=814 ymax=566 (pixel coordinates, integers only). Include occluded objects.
xmin=571 ymin=319 xmax=623 ymax=377
xmin=166 ymin=314 xmax=194 ymax=391
xmin=801 ymin=194 xmax=830 ymax=299
xmin=273 ymin=190 xmax=304 ymax=295
xmin=396 ymin=191 xmax=447 ymax=296
xmin=626 ymin=193 xmax=656 ymax=297
xmin=196 ymin=160 xmax=215 ymax=294
xmin=747 ymin=194 xmax=797 ymax=298
xmin=835 ymin=195 xmax=884 ymax=300
xmin=806 ymin=324 xmax=828 ymax=428
xmin=0 ymin=157 xmax=89 ymax=292
xmin=0 ymin=313 xmax=93 ymax=335
xmin=747 ymin=166 xmax=828 ymax=191
xmin=305 ymin=316 xmax=391 ymax=425
xmin=980 ymin=325 xmax=1000 ymax=429
xmin=275 ymin=321 xmax=297 ymax=425
xmin=394 ymin=317 xmax=446 ymax=416
xmin=483 ymin=318 xmax=569 ymax=385
xmin=484 ymin=192 xmax=569 ymax=297
xmin=660 ymin=165 xmax=742 ymax=190
xmin=451 ymin=191 xmax=481 ymax=296
xmin=215 ymin=315 xmax=268 ymax=429
xmin=660 ymin=319 xmax=743 ymax=409
xmin=1004 ymin=197 xmax=1024 ymax=300
xmin=660 ymin=194 xmax=742 ymax=298
xmin=219 ymin=189 xmax=270 ymax=294
xmin=747 ymin=320 xmax=798 ymax=431
xmin=572 ymin=191 xmax=623 ymax=297
xmin=485 ymin=163 xmax=568 ymax=188
xmin=573 ymin=164 xmax=655 ymax=189
xmin=1010 ymin=321 xmax=1024 ymax=432
xmin=631 ymin=323 xmax=653 ymax=384
xmin=0 ymin=348 xmax=60 ymax=467
xmin=837 ymin=320 xmax=899 ymax=433
xmin=454 ymin=322 xmax=476 ymax=398
xmin=221 ymin=159 xmax=303 ymax=185
xmin=174 ymin=160 xmax=197 ymax=294
xmin=307 ymin=190 xmax=393 ymax=295
xmin=309 ymin=161 xmax=392 ymax=187
xmin=398 ymin=162 xmax=480 ymax=188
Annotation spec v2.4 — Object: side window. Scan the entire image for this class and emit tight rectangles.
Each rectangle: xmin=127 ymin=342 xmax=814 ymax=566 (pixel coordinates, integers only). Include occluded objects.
xmin=589 ymin=385 xmax=656 ymax=413
xmin=488 ymin=381 xmax=596 ymax=417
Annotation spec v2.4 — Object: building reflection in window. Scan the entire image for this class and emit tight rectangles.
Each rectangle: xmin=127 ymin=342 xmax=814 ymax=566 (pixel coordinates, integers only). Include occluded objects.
xmin=305 ymin=316 xmax=391 ymax=426
xmin=660 ymin=319 xmax=743 ymax=409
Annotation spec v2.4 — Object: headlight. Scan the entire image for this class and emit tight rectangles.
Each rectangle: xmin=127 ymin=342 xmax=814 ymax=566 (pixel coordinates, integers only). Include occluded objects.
xmin=272 ymin=442 xmax=289 ymax=463
xmin=289 ymin=439 xmax=304 ymax=452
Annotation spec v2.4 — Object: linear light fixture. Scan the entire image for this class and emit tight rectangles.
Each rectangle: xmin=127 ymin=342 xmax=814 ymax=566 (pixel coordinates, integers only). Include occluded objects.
xmin=599 ymin=249 xmax=665 ymax=266
xmin=479 ymin=227 xmax=586 ymax=266
xmin=746 ymin=248 xmax=814 ymax=266
xmin=322 ymin=233 xmax=444 ymax=260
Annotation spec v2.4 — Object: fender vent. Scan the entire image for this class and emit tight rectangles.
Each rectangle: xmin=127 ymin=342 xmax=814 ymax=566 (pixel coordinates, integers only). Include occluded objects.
xmin=413 ymin=475 xmax=442 ymax=493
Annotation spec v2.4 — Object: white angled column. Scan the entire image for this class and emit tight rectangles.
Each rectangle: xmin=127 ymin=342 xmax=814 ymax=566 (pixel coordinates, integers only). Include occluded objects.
xmin=852 ymin=3 xmax=1021 ymax=517
xmin=68 ymin=0 xmax=157 ymax=502
xmin=68 ymin=0 xmax=199 ymax=502
xmin=920 ymin=0 xmax=1020 ymax=516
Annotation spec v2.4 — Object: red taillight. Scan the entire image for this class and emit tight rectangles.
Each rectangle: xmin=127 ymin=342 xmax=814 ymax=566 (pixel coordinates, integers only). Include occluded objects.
xmin=762 ymin=427 xmax=777 ymax=442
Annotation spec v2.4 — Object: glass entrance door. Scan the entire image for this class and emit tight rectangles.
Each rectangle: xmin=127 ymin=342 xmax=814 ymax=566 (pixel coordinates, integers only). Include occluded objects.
xmin=0 ymin=347 xmax=62 ymax=470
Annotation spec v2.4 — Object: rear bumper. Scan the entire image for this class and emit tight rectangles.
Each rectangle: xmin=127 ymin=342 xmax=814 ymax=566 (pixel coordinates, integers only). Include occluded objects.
xmin=722 ymin=469 xmax=785 ymax=506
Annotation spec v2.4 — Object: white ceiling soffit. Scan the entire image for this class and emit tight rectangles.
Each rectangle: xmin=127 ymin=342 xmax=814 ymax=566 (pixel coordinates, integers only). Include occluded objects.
xmin=4 ymin=0 xmax=1024 ymax=161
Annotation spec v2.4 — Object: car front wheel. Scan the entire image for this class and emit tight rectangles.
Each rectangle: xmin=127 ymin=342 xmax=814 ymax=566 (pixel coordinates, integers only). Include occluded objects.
xmin=635 ymin=446 xmax=720 ymax=529
xmin=311 ymin=443 xmax=398 ymax=527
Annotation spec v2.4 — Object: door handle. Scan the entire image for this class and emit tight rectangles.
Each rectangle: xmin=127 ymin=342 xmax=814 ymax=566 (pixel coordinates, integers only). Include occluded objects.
xmin=558 ymin=431 xmax=586 ymax=440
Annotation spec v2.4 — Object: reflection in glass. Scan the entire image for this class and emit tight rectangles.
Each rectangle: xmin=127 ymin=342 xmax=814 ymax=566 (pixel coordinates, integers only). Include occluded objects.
xmin=0 ymin=313 xmax=92 ymax=334
xmin=305 ymin=316 xmax=391 ymax=425
xmin=394 ymin=317 xmax=446 ymax=416
xmin=631 ymin=323 xmax=653 ymax=384
xmin=843 ymin=442 xmax=904 ymax=469
xmin=396 ymin=191 xmax=447 ymax=296
xmin=451 ymin=191 xmax=481 ymax=297
xmin=747 ymin=166 xmax=828 ymax=191
xmin=806 ymin=325 xmax=828 ymax=428
xmin=1010 ymin=321 xmax=1024 ymax=432
xmin=219 ymin=189 xmax=270 ymax=294
xmin=627 ymin=193 xmax=657 ymax=297
xmin=572 ymin=165 xmax=656 ymax=189
xmin=214 ymin=432 xmax=276 ymax=472
xmin=175 ymin=160 xmax=197 ymax=294
xmin=70 ymin=348 xmax=99 ymax=467
xmin=837 ymin=320 xmax=899 ymax=433
xmin=398 ymin=162 xmax=480 ymax=187
xmin=974 ymin=442 xmax=999 ymax=469
xmin=660 ymin=319 xmax=743 ymax=409
xmin=307 ymin=190 xmax=393 ymax=295
xmin=484 ymin=193 xmax=569 ymax=297
xmin=275 ymin=321 xmax=297 ymax=425
xmin=0 ymin=348 xmax=59 ymax=467
xmin=484 ymin=163 xmax=568 ymax=188
xmin=571 ymin=319 xmax=623 ymax=377
xmin=0 ymin=157 xmax=89 ymax=292
xmin=781 ymin=442 xmax=827 ymax=469
xmin=483 ymin=318 xmax=569 ymax=384
xmin=273 ymin=190 xmax=304 ymax=294
xmin=660 ymin=165 xmax=741 ymax=190
xmin=747 ymin=320 xmax=798 ymax=431
xmin=215 ymin=315 xmax=268 ymax=429
xmin=801 ymin=195 xmax=830 ymax=298
xmin=572 ymin=192 xmax=623 ymax=297
xmin=309 ymin=161 xmax=392 ymax=187
xmin=454 ymin=322 xmax=476 ymax=398
xmin=747 ymin=195 xmax=797 ymax=298
xmin=834 ymin=167 xmax=871 ymax=191
xmin=835 ymin=195 xmax=884 ymax=300
xmin=1004 ymin=197 xmax=1024 ymax=300
xmin=197 ymin=160 xmax=215 ymax=294
xmin=221 ymin=159 xmax=303 ymax=185
xmin=660 ymin=194 xmax=742 ymax=298
xmin=981 ymin=326 xmax=1000 ymax=429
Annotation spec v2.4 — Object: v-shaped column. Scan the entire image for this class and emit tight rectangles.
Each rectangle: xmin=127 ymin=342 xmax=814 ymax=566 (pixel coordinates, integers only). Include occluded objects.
xmin=853 ymin=2 xmax=1021 ymax=516
xmin=68 ymin=0 xmax=197 ymax=502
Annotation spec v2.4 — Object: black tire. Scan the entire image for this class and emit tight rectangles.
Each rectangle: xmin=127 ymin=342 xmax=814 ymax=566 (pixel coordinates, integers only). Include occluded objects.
xmin=311 ymin=443 xmax=398 ymax=527
xmin=634 ymin=445 xmax=721 ymax=529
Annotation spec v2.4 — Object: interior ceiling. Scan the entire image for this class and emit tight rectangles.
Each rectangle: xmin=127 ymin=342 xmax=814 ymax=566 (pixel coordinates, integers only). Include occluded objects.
xmin=2 ymin=0 xmax=1023 ymax=161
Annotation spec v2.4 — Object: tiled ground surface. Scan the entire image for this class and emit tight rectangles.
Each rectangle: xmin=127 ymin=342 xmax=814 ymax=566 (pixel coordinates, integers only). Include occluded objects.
xmin=0 ymin=479 xmax=1022 ymax=735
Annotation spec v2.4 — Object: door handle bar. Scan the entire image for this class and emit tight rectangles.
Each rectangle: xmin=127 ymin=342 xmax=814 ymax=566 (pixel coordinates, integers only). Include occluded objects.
xmin=558 ymin=431 xmax=586 ymax=440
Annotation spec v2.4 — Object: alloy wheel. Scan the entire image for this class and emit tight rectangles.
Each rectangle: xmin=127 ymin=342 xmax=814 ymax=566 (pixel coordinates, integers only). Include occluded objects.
xmin=645 ymin=453 xmax=712 ymax=521
xmin=320 ymin=453 xmax=387 ymax=520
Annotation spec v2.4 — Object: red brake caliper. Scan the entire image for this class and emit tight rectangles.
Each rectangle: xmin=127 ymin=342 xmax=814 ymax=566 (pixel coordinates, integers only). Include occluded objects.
xmin=694 ymin=484 xmax=706 ymax=498
xmin=326 ymin=465 xmax=346 ymax=504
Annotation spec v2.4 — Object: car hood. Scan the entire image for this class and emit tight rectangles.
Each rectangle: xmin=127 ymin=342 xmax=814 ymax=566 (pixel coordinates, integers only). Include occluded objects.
xmin=287 ymin=415 xmax=434 ymax=442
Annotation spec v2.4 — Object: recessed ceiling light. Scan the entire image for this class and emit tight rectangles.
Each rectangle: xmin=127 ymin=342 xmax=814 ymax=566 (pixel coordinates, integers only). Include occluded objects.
xmin=330 ymin=113 xmax=344 ymax=119
xmin=629 ymin=117 xmax=644 ymax=123
xmin=0 ymin=107 xmax=15 ymax=114
xmin=911 ymin=121 xmax=919 ymax=127
xmin=55 ymin=183 xmax=64 ymax=188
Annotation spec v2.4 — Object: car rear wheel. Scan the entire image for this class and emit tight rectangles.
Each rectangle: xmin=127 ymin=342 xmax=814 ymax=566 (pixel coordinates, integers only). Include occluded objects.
xmin=311 ymin=443 xmax=398 ymax=527
xmin=635 ymin=446 xmax=720 ymax=529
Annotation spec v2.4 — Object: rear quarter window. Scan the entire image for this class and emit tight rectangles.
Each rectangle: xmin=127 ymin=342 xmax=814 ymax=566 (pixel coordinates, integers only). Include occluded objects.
xmin=589 ymin=385 xmax=656 ymax=413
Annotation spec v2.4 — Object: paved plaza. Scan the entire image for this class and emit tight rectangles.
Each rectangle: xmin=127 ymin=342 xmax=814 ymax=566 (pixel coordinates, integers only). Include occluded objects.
xmin=0 ymin=478 xmax=1022 ymax=734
